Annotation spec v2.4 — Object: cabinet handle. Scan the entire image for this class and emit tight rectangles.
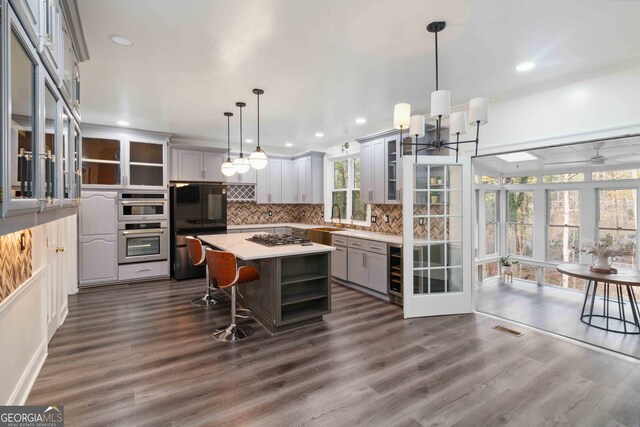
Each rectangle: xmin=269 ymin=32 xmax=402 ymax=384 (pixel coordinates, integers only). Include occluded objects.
xmin=352 ymin=242 xmax=362 ymax=247
xmin=363 ymin=252 xmax=367 ymax=267
xmin=370 ymin=245 xmax=382 ymax=250
xmin=136 ymin=268 xmax=152 ymax=273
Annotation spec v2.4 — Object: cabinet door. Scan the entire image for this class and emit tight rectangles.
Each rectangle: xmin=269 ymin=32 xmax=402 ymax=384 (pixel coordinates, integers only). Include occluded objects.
xmin=359 ymin=142 xmax=373 ymax=204
xmin=366 ymin=252 xmax=388 ymax=294
xmin=9 ymin=0 xmax=42 ymax=46
xmin=372 ymin=138 xmax=386 ymax=204
xmin=255 ymin=161 xmax=270 ymax=204
xmin=303 ymin=157 xmax=313 ymax=203
xmin=41 ymin=0 xmax=63 ymax=84
xmin=82 ymin=136 xmax=124 ymax=187
xmin=296 ymin=158 xmax=307 ymax=203
xmin=240 ymin=166 xmax=256 ymax=184
xmin=281 ymin=160 xmax=294 ymax=203
xmin=43 ymin=78 xmax=63 ymax=207
xmin=331 ymin=246 xmax=348 ymax=280
xmin=178 ymin=150 xmax=204 ymax=181
xmin=79 ymin=236 xmax=118 ymax=284
xmin=127 ymin=140 xmax=166 ymax=188
xmin=203 ymin=152 xmax=224 ymax=182
xmin=268 ymin=159 xmax=282 ymax=203
xmin=385 ymin=135 xmax=400 ymax=203
xmin=80 ymin=191 xmax=117 ymax=236
xmin=347 ymin=248 xmax=367 ymax=286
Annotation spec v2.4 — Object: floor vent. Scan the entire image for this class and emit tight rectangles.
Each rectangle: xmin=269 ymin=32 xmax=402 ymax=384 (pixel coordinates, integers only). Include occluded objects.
xmin=492 ymin=325 xmax=524 ymax=337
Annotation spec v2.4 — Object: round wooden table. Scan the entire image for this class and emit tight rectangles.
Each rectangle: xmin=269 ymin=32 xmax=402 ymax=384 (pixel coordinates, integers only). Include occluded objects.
xmin=557 ymin=264 xmax=640 ymax=334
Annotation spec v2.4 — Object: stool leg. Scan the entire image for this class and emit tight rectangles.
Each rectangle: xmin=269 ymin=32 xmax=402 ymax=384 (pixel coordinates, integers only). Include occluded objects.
xmin=192 ymin=266 xmax=223 ymax=306
xmin=212 ymin=286 xmax=255 ymax=342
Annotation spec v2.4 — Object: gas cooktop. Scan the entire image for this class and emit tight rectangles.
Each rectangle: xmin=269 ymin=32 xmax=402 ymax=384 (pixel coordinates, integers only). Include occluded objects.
xmin=246 ymin=234 xmax=312 ymax=247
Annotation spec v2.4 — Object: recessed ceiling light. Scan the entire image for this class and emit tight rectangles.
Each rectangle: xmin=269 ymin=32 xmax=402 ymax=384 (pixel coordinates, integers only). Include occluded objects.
xmin=516 ymin=62 xmax=535 ymax=72
xmin=315 ymin=132 xmax=324 ymax=138
xmin=496 ymin=152 xmax=538 ymax=162
xmin=117 ymin=120 xmax=129 ymax=126
xmin=109 ymin=34 xmax=134 ymax=47
xmin=355 ymin=118 xmax=366 ymax=124
xmin=285 ymin=142 xmax=293 ymax=147
xmin=245 ymin=139 xmax=254 ymax=143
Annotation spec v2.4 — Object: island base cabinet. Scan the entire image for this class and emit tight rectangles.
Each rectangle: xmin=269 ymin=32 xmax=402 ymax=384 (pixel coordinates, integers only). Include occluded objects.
xmin=236 ymin=253 xmax=331 ymax=334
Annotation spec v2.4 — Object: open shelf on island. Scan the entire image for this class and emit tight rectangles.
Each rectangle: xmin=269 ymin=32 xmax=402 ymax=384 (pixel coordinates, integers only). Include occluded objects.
xmin=281 ymin=273 xmax=328 ymax=286
xmin=282 ymin=290 xmax=327 ymax=306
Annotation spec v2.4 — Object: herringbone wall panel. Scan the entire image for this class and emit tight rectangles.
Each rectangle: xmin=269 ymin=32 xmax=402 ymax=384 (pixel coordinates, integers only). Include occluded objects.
xmin=228 ymin=202 xmax=402 ymax=235
xmin=0 ymin=229 xmax=32 ymax=304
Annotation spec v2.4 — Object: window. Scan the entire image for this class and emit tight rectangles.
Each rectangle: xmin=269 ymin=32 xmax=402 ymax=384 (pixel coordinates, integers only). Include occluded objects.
xmin=593 ymin=169 xmax=640 ymax=181
xmin=597 ymin=189 xmax=637 ymax=268
xmin=547 ymin=190 xmax=580 ymax=262
xmin=507 ymin=191 xmax=533 ymax=257
xmin=503 ymin=176 xmax=537 ymax=185
xmin=544 ymin=268 xmax=584 ymax=291
xmin=543 ymin=173 xmax=584 ymax=183
xmin=327 ymin=156 xmax=370 ymax=225
xmin=484 ymin=191 xmax=498 ymax=255
xmin=474 ymin=175 xmax=499 ymax=185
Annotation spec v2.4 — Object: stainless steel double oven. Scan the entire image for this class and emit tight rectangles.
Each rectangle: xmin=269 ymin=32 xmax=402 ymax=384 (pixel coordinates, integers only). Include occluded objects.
xmin=118 ymin=192 xmax=169 ymax=264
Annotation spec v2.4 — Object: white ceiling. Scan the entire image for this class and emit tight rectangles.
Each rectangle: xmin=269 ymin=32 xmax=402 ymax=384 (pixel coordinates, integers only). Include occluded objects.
xmin=78 ymin=0 xmax=640 ymax=153
xmin=473 ymin=136 xmax=640 ymax=175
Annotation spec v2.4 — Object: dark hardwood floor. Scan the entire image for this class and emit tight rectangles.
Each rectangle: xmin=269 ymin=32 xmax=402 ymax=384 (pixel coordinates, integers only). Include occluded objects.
xmin=28 ymin=278 xmax=640 ymax=426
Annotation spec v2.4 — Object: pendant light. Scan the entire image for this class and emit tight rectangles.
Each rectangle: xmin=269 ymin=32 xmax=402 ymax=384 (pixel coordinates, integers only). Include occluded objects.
xmin=396 ymin=21 xmax=489 ymax=161
xmin=249 ymin=88 xmax=268 ymax=170
xmin=232 ymin=101 xmax=250 ymax=174
xmin=220 ymin=111 xmax=236 ymax=177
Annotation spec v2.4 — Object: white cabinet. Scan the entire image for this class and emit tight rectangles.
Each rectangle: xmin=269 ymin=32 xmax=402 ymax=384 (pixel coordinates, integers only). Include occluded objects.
xmin=176 ymin=149 xmax=204 ymax=181
xmin=40 ymin=0 xmax=63 ymax=84
xmin=256 ymin=158 xmax=283 ymax=204
xmin=204 ymin=152 xmax=224 ymax=182
xmin=372 ymin=139 xmax=386 ymax=204
xmin=79 ymin=236 xmax=118 ymax=284
xmin=359 ymin=137 xmax=386 ymax=204
xmin=347 ymin=248 xmax=368 ymax=286
xmin=360 ymin=141 xmax=373 ymax=205
xmin=281 ymin=160 xmax=294 ymax=203
xmin=226 ymin=165 xmax=256 ymax=184
xmin=366 ymin=251 xmax=388 ymax=294
xmin=79 ymin=192 xmax=118 ymax=285
xmin=331 ymin=246 xmax=348 ymax=280
xmin=293 ymin=153 xmax=323 ymax=204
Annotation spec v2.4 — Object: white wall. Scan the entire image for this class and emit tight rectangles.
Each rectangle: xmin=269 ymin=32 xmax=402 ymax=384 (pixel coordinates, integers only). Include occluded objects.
xmin=467 ymin=65 xmax=640 ymax=155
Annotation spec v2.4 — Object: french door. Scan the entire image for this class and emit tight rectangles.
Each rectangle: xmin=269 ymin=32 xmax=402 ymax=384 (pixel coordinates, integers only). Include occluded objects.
xmin=402 ymin=155 xmax=473 ymax=318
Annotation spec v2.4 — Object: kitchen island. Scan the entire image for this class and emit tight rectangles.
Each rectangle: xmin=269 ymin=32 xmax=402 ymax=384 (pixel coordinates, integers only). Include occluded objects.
xmin=198 ymin=233 xmax=335 ymax=333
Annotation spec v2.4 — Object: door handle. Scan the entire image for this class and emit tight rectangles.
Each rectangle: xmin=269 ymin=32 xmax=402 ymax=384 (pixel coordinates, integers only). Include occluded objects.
xmin=55 ymin=247 xmax=65 ymax=253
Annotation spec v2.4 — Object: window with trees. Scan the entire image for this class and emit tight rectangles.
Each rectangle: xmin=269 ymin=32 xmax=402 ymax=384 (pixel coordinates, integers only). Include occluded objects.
xmin=507 ymin=191 xmax=534 ymax=257
xmin=328 ymin=156 xmax=369 ymax=225
xmin=485 ymin=191 xmax=498 ymax=255
xmin=598 ymin=188 xmax=637 ymax=268
xmin=547 ymin=190 xmax=580 ymax=262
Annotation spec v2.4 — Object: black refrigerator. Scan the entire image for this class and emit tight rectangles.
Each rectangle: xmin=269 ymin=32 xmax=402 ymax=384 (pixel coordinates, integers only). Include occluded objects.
xmin=170 ymin=183 xmax=227 ymax=279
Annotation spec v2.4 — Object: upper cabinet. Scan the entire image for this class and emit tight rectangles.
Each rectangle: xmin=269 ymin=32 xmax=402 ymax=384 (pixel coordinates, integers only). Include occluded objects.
xmin=255 ymin=153 xmax=323 ymax=204
xmin=8 ymin=0 xmax=42 ymax=47
xmin=40 ymin=0 xmax=62 ymax=84
xmin=60 ymin=9 xmax=79 ymax=117
xmin=359 ymin=132 xmax=402 ymax=205
xmin=82 ymin=127 xmax=169 ymax=190
xmin=293 ymin=152 xmax=324 ymax=204
xmin=170 ymin=148 xmax=225 ymax=182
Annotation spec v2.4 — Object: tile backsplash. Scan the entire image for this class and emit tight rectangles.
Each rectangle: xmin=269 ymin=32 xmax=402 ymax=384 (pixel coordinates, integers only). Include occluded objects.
xmin=0 ymin=229 xmax=32 ymax=304
xmin=228 ymin=202 xmax=402 ymax=235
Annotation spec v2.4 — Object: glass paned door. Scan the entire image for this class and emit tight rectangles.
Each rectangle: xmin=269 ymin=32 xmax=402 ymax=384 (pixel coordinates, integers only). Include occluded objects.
xmin=402 ymin=155 xmax=472 ymax=318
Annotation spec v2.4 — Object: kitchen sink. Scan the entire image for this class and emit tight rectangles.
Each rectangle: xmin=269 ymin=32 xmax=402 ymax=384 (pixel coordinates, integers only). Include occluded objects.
xmin=307 ymin=226 xmax=345 ymax=245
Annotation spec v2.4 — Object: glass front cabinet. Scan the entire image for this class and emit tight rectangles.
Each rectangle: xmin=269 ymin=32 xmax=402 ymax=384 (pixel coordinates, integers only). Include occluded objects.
xmin=81 ymin=130 xmax=168 ymax=190
xmin=1 ymin=2 xmax=82 ymax=217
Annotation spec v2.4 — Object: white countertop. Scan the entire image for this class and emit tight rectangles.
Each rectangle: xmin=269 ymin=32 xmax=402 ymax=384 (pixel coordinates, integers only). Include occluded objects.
xmin=330 ymin=229 xmax=403 ymax=245
xmin=199 ymin=232 xmax=335 ymax=260
xmin=228 ymin=223 xmax=403 ymax=245
xmin=227 ymin=223 xmax=321 ymax=230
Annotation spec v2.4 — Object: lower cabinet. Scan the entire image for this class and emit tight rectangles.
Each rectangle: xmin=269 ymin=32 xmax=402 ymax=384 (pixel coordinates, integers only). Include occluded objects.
xmin=79 ymin=235 xmax=118 ymax=284
xmin=365 ymin=251 xmax=388 ymax=294
xmin=347 ymin=248 xmax=368 ymax=286
xmin=331 ymin=246 xmax=348 ymax=280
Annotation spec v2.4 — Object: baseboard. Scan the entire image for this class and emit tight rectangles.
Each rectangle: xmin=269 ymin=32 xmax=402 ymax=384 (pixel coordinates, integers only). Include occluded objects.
xmin=7 ymin=342 xmax=47 ymax=405
xmin=60 ymin=305 xmax=69 ymax=326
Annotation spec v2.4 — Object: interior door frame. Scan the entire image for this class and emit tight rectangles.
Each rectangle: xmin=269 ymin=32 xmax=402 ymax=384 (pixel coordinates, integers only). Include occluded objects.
xmin=402 ymin=154 xmax=474 ymax=318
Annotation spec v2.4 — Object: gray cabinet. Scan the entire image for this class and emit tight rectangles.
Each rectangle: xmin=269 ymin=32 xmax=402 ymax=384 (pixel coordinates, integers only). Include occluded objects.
xmin=40 ymin=0 xmax=63 ymax=84
xmin=79 ymin=191 xmax=117 ymax=236
xmin=176 ymin=149 xmax=204 ymax=181
xmin=293 ymin=152 xmax=323 ymax=204
xmin=79 ymin=236 xmax=117 ymax=284
xmin=203 ymin=152 xmax=224 ymax=182
xmin=281 ymin=159 xmax=294 ymax=203
xmin=347 ymin=247 xmax=368 ymax=286
xmin=360 ymin=141 xmax=373 ymax=204
xmin=171 ymin=148 xmax=225 ymax=183
xmin=61 ymin=13 xmax=80 ymax=114
xmin=366 ymin=251 xmax=388 ymax=294
xmin=9 ymin=0 xmax=42 ymax=46
xmin=344 ymin=237 xmax=389 ymax=295
xmin=256 ymin=158 xmax=284 ymax=204
xmin=359 ymin=137 xmax=386 ymax=204
xmin=331 ymin=246 xmax=347 ymax=280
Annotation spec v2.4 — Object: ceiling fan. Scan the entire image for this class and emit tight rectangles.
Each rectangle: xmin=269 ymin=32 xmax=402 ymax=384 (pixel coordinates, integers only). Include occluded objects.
xmin=545 ymin=143 xmax=629 ymax=166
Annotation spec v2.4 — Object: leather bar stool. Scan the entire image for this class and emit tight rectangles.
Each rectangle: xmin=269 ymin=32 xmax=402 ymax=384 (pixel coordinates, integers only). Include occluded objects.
xmin=205 ymin=248 xmax=260 ymax=341
xmin=186 ymin=236 xmax=222 ymax=306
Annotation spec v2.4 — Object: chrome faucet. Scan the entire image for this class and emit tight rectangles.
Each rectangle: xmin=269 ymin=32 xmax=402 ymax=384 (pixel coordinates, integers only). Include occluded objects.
xmin=331 ymin=204 xmax=343 ymax=228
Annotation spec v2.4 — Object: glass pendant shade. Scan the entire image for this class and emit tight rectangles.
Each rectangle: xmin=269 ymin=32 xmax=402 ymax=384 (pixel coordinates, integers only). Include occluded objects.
xmin=430 ymin=90 xmax=450 ymax=118
xmin=221 ymin=159 xmax=236 ymax=177
xmin=409 ymin=115 xmax=426 ymax=138
xmin=468 ymin=97 xmax=488 ymax=125
xmin=233 ymin=156 xmax=250 ymax=174
xmin=393 ymin=103 xmax=411 ymax=129
xmin=449 ymin=111 xmax=467 ymax=135
xmin=249 ymin=148 xmax=268 ymax=170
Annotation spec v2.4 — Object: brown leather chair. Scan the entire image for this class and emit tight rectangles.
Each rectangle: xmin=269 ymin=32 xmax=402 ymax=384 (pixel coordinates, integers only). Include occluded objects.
xmin=205 ymin=248 xmax=260 ymax=341
xmin=186 ymin=236 xmax=222 ymax=306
